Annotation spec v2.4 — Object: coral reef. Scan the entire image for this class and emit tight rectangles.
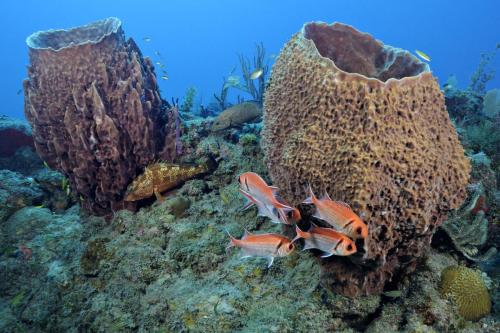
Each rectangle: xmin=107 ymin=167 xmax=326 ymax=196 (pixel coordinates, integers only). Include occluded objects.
xmin=440 ymin=183 xmax=496 ymax=261
xmin=0 ymin=115 xmax=497 ymax=332
xmin=440 ymin=265 xmax=491 ymax=321
xmin=23 ymin=17 xmax=172 ymax=215
xmin=0 ymin=115 xmax=34 ymax=158
xmin=262 ymin=22 xmax=470 ymax=296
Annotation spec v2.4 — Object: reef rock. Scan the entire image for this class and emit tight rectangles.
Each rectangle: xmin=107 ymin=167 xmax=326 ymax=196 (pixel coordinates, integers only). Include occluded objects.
xmin=23 ymin=17 xmax=170 ymax=215
xmin=262 ymin=22 xmax=470 ymax=296
xmin=0 ymin=115 xmax=34 ymax=158
xmin=0 ymin=170 xmax=44 ymax=223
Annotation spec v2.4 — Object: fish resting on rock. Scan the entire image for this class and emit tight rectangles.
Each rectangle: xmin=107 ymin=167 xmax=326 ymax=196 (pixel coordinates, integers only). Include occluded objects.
xmin=211 ymin=101 xmax=262 ymax=131
xmin=124 ymin=160 xmax=212 ymax=202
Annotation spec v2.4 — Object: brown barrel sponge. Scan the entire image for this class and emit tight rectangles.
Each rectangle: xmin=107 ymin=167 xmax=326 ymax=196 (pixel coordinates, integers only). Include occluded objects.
xmin=24 ymin=17 xmax=167 ymax=215
xmin=262 ymin=22 xmax=470 ymax=296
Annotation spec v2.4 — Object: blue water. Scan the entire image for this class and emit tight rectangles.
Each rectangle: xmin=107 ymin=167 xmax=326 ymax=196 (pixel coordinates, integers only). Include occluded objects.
xmin=1 ymin=0 xmax=499 ymax=119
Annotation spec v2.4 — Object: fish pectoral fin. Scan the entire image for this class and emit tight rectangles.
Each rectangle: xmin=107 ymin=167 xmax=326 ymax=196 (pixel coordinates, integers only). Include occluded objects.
xmin=267 ymin=257 xmax=274 ymax=268
xmin=242 ymin=200 xmax=255 ymax=211
xmin=302 ymin=240 xmax=316 ymax=251
xmin=268 ymin=185 xmax=279 ymax=195
xmin=257 ymin=203 xmax=271 ymax=218
xmin=302 ymin=196 xmax=313 ymax=204
xmin=321 ymin=252 xmax=335 ymax=258
xmin=153 ymin=187 xmax=165 ymax=202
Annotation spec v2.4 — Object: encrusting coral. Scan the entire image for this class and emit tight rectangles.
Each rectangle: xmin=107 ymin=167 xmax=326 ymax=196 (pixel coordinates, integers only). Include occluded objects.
xmin=440 ymin=265 xmax=491 ymax=321
xmin=262 ymin=22 xmax=470 ymax=296
xmin=23 ymin=17 xmax=175 ymax=215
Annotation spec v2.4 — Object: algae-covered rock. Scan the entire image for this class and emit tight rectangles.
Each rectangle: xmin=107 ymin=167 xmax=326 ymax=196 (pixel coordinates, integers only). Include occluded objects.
xmin=0 ymin=171 xmax=44 ymax=223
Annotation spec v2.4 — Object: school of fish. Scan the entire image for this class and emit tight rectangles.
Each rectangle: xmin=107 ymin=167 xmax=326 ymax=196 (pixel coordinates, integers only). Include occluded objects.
xmin=226 ymin=172 xmax=368 ymax=267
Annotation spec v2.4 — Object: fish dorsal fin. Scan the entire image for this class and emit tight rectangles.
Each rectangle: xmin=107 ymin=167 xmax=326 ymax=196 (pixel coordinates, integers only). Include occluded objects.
xmin=321 ymin=191 xmax=332 ymax=201
xmin=242 ymin=228 xmax=253 ymax=239
xmin=309 ymin=222 xmax=319 ymax=231
xmin=268 ymin=185 xmax=279 ymax=195
xmin=335 ymin=201 xmax=351 ymax=209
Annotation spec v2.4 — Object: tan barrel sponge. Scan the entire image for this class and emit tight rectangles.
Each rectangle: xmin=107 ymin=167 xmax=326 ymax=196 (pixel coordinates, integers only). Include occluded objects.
xmin=24 ymin=18 xmax=169 ymax=215
xmin=262 ymin=22 xmax=470 ymax=296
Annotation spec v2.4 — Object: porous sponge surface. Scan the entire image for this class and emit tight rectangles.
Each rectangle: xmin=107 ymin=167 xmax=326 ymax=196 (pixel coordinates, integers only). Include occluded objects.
xmin=441 ymin=265 xmax=491 ymax=321
xmin=262 ymin=22 xmax=470 ymax=295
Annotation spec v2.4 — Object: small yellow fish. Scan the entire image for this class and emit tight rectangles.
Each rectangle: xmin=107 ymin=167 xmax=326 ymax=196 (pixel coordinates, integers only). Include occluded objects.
xmin=383 ymin=290 xmax=402 ymax=298
xmin=226 ymin=75 xmax=240 ymax=86
xmin=161 ymin=75 xmax=168 ymax=80
xmin=143 ymin=37 xmax=152 ymax=42
xmin=415 ymin=49 xmax=431 ymax=62
xmin=250 ymin=68 xmax=263 ymax=80
xmin=34 ymin=204 xmax=44 ymax=209
xmin=43 ymin=161 xmax=49 ymax=168
xmin=79 ymin=195 xmax=84 ymax=202
xmin=61 ymin=177 xmax=68 ymax=191
xmin=66 ymin=185 xmax=71 ymax=196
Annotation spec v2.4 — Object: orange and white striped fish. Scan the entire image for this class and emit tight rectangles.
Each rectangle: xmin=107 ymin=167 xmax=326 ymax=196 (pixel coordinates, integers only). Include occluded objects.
xmin=238 ymin=172 xmax=296 ymax=224
xmin=303 ymin=185 xmax=368 ymax=239
xmin=226 ymin=229 xmax=295 ymax=267
xmin=292 ymin=224 xmax=357 ymax=257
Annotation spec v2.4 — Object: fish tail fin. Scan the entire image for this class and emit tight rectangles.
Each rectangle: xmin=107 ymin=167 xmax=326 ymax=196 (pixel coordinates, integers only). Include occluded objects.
xmin=302 ymin=183 xmax=316 ymax=204
xmin=292 ymin=225 xmax=307 ymax=243
xmin=225 ymin=229 xmax=237 ymax=249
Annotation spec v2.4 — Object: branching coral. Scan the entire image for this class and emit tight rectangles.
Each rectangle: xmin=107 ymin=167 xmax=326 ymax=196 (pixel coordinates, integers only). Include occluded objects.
xmin=236 ymin=42 xmax=269 ymax=105
xmin=468 ymin=44 xmax=499 ymax=94
xmin=180 ymin=87 xmax=197 ymax=113
xmin=440 ymin=183 xmax=497 ymax=262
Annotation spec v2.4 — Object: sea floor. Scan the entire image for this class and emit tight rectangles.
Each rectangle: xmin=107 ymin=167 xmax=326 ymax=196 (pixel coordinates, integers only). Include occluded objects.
xmin=0 ymin=124 xmax=498 ymax=332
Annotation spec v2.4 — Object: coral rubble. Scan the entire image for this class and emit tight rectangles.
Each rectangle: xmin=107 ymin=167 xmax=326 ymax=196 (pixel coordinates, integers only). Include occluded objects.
xmin=23 ymin=17 xmax=170 ymax=215
xmin=262 ymin=22 xmax=470 ymax=296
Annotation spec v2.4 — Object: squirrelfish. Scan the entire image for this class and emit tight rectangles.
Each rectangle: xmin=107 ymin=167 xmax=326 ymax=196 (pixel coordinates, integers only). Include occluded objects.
xmin=303 ymin=185 xmax=368 ymax=239
xmin=415 ymin=49 xmax=431 ymax=62
xmin=238 ymin=172 xmax=294 ymax=224
xmin=227 ymin=230 xmax=295 ymax=267
xmin=292 ymin=224 xmax=356 ymax=257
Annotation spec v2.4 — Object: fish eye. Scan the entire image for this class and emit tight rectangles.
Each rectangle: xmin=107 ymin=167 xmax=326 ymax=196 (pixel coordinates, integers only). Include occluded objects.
xmin=347 ymin=245 xmax=353 ymax=251
xmin=356 ymin=227 xmax=362 ymax=235
xmin=288 ymin=243 xmax=294 ymax=250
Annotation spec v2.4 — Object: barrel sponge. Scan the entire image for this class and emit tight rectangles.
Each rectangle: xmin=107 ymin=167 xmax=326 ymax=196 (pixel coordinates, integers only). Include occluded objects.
xmin=24 ymin=18 xmax=167 ymax=215
xmin=440 ymin=266 xmax=491 ymax=321
xmin=262 ymin=22 xmax=470 ymax=296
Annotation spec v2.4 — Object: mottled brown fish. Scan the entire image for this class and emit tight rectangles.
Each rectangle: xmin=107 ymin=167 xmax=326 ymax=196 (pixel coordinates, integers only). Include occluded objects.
xmin=211 ymin=101 xmax=262 ymax=131
xmin=124 ymin=161 xmax=209 ymax=202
